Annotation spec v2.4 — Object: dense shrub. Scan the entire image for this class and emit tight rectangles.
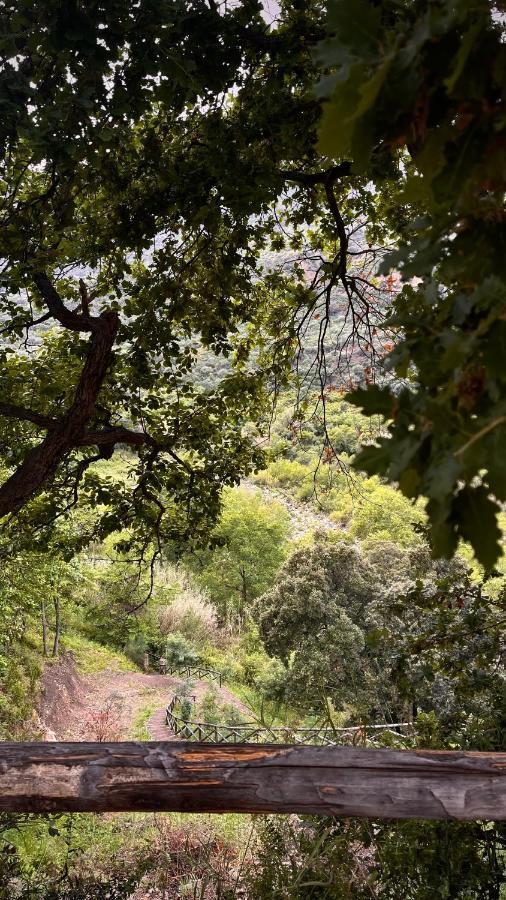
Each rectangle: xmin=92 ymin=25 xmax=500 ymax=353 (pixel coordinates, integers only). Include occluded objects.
xmin=245 ymin=815 xmax=506 ymax=900
xmin=158 ymin=586 xmax=219 ymax=648
xmin=123 ymin=632 xmax=148 ymax=667
xmin=1 ymin=813 xmax=245 ymax=899
xmin=164 ymin=633 xmax=200 ymax=667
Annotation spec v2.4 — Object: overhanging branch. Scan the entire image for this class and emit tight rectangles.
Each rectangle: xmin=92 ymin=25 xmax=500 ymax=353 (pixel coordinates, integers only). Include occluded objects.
xmin=77 ymin=427 xmax=156 ymax=448
xmin=0 ymin=275 xmax=119 ymax=518
xmin=33 ymin=271 xmax=99 ymax=333
xmin=0 ymin=402 xmax=57 ymax=429
xmin=279 ymin=162 xmax=352 ymax=187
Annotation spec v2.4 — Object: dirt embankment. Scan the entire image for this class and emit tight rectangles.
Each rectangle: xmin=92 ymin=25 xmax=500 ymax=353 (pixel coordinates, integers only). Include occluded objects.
xmin=36 ymin=654 xmax=173 ymax=740
xmin=36 ymin=653 xmax=88 ymax=740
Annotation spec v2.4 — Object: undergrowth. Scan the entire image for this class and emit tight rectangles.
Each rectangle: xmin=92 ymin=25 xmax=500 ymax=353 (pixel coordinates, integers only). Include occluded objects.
xmin=62 ymin=633 xmax=138 ymax=675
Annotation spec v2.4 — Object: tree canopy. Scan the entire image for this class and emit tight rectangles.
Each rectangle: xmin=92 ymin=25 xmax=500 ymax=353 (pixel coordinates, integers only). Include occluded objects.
xmin=187 ymin=487 xmax=290 ymax=627
xmin=0 ymin=0 xmax=382 ymax=561
xmin=0 ymin=0 xmax=504 ymax=571
xmin=254 ymin=540 xmax=384 ymax=713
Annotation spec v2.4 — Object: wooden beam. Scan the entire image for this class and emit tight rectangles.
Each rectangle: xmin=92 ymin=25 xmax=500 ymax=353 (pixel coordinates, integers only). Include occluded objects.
xmin=0 ymin=742 xmax=504 ymax=820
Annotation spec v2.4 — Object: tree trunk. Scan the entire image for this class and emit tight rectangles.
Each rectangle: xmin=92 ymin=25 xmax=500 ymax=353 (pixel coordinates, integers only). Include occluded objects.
xmin=52 ymin=595 xmax=60 ymax=657
xmin=0 ymin=303 xmax=118 ymax=517
xmin=0 ymin=742 xmax=504 ymax=819
xmin=41 ymin=600 xmax=48 ymax=656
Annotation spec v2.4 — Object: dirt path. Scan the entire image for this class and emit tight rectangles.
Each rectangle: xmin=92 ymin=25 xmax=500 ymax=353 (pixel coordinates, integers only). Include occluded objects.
xmin=37 ymin=654 xmax=250 ymax=742
xmin=147 ymin=677 xmax=252 ymax=740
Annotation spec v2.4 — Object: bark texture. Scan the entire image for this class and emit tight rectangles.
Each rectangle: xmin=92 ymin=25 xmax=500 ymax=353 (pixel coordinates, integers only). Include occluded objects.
xmin=0 ymin=273 xmax=119 ymax=517
xmin=0 ymin=742 xmax=504 ymax=820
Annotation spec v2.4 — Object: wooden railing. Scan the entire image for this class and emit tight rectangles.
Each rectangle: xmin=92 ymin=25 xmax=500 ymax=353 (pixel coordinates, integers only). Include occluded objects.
xmin=148 ymin=656 xmax=222 ymax=686
xmin=166 ymin=665 xmax=222 ymax=687
xmin=1 ymin=741 xmax=504 ymax=820
xmin=165 ymin=695 xmax=412 ymax=746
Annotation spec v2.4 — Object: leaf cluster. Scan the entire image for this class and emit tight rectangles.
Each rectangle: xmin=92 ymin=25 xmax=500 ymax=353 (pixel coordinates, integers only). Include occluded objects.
xmin=317 ymin=0 xmax=506 ymax=567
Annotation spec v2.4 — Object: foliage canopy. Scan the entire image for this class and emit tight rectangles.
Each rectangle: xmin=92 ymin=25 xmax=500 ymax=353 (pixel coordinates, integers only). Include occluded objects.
xmin=316 ymin=0 xmax=506 ymax=568
xmin=0 ymin=0 xmax=383 ymax=566
xmin=0 ymin=0 xmax=504 ymax=571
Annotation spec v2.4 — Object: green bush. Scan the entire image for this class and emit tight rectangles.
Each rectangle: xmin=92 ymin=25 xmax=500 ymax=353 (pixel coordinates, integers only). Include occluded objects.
xmin=221 ymin=703 xmax=247 ymax=726
xmin=123 ymin=633 xmax=148 ymax=667
xmin=201 ymin=646 xmax=243 ymax=682
xmin=164 ymin=633 xmax=199 ymax=667
xmin=178 ymin=698 xmax=193 ymax=721
xmin=253 ymin=658 xmax=288 ymax=703
xmin=198 ymin=689 xmax=222 ymax=722
xmin=195 ymin=691 xmax=246 ymax=728
xmin=239 ymin=651 xmax=271 ymax=686
xmin=256 ymin=458 xmax=308 ymax=488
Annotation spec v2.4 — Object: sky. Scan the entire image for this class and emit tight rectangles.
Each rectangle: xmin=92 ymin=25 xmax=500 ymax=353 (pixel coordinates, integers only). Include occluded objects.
xmin=261 ymin=0 xmax=281 ymax=24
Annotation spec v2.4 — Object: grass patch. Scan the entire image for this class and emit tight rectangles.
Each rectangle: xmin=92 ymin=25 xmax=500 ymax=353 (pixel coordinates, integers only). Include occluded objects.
xmin=0 ymin=630 xmax=43 ymax=739
xmin=227 ymin=681 xmax=324 ymax=729
xmin=5 ymin=809 xmax=253 ymax=894
xmin=131 ymin=702 xmax=158 ymax=740
xmin=163 ymin=811 xmax=253 ymax=845
xmin=62 ymin=633 xmax=138 ymax=675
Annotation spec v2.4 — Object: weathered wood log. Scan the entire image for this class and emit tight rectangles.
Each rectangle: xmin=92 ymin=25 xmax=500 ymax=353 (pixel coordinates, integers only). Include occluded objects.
xmin=0 ymin=742 xmax=504 ymax=820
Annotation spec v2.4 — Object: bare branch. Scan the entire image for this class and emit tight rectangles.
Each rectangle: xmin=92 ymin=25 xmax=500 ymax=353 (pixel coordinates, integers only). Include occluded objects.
xmin=324 ymin=181 xmax=348 ymax=281
xmin=0 ymin=310 xmax=51 ymax=337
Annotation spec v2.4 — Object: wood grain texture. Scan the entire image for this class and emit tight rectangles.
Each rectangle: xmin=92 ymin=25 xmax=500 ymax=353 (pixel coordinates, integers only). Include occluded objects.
xmin=0 ymin=742 xmax=505 ymax=819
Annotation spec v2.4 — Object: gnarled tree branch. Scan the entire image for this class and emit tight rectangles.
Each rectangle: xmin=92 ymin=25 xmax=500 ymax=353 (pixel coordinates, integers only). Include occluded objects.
xmin=76 ymin=427 xmax=156 ymax=448
xmin=279 ymin=162 xmax=352 ymax=187
xmin=0 ymin=274 xmax=119 ymax=517
xmin=0 ymin=403 xmax=57 ymax=429
xmin=32 ymin=271 xmax=98 ymax=333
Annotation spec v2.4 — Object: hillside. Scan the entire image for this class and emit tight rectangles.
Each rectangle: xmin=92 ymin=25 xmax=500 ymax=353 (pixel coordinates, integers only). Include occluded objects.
xmin=36 ymin=644 xmax=251 ymax=745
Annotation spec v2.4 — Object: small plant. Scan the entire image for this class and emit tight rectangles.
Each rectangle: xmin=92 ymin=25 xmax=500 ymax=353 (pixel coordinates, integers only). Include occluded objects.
xmin=79 ymin=694 xmax=124 ymax=742
xmin=221 ymin=702 xmax=246 ymax=727
xmin=198 ymin=689 xmax=221 ymax=723
xmin=179 ymin=698 xmax=193 ymax=721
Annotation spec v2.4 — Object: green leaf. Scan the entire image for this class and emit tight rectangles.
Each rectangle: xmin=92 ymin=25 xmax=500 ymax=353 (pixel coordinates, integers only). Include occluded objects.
xmin=453 ymin=486 xmax=502 ymax=571
xmin=430 ymin=519 xmax=459 ymax=561
xmin=348 ymin=54 xmax=393 ymax=123
xmin=317 ymin=64 xmax=362 ymax=158
xmin=347 ymin=386 xmax=393 ymax=417
xmin=353 ymin=440 xmax=392 ymax=476
xmin=444 ymin=20 xmax=482 ymax=93
xmin=398 ymin=467 xmax=421 ymax=497
xmin=424 ymin=456 xmax=462 ymax=499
